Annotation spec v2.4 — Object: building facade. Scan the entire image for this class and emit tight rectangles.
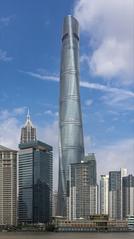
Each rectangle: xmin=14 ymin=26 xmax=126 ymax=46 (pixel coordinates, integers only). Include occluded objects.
xmin=18 ymin=141 xmax=53 ymax=224
xmin=100 ymin=175 xmax=109 ymax=215
xmin=0 ymin=145 xmax=17 ymax=225
xmin=52 ymin=191 xmax=58 ymax=217
xmin=123 ymin=174 xmax=134 ymax=219
xmin=18 ymin=113 xmax=53 ymax=224
xmin=68 ymin=154 xmax=98 ymax=220
xmin=58 ymin=15 xmax=84 ymax=217
xmin=109 ymin=168 xmax=127 ymax=220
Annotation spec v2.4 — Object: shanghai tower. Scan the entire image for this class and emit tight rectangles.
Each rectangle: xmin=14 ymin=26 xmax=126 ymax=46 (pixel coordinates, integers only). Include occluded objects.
xmin=58 ymin=15 xmax=84 ymax=216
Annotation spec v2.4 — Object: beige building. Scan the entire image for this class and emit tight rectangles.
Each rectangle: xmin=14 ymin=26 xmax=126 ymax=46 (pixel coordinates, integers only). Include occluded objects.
xmin=100 ymin=175 xmax=109 ymax=215
xmin=0 ymin=145 xmax=17 ymax=225
xmin=68 ymin=154 xmax=98 ymax=220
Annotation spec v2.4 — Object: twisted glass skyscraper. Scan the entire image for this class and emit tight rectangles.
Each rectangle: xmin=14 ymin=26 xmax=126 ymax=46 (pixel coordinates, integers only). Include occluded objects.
xmin=58 ymin=15 xmax=84 ymax=216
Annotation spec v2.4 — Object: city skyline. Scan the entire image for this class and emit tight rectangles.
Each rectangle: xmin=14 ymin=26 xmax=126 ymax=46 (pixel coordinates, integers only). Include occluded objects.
xmin=0 ymin=0 xmax=134 ymax=189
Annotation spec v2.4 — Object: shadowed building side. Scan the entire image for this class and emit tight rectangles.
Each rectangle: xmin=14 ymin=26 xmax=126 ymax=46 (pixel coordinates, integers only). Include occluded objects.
xmin=18 ymin=113 xmax=53 ymax=224
xmin=58 ymin=15 xmax=84 ymax=217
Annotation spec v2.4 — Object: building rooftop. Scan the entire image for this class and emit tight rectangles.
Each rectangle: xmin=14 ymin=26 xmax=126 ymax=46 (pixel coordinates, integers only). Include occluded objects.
xmin=19 ymin=140 xmax=52 ymax=151
xmin=0 ymin=145 xmax=17 ymax=152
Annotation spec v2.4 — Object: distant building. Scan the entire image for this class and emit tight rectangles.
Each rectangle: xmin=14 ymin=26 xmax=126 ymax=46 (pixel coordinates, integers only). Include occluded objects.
xmin=18 ymin=113 xmax=53 ymax=224
xmin=100 ymin=175 xmax=109 ymax=215
xmin=0 ymin=145 xmax=17 ymax=225
xmin=52 ymin=191 xmax=58 ymax=217
xmin=68 ymin=153 xmax=98 ymax=220
xmin=109 ymin=168 xmax=127 ymax=220
xmin=123 ymin=174 xmax=134 ymax=219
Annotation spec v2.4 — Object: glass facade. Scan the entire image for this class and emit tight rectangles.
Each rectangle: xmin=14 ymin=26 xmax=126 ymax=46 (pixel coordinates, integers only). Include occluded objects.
xmin=58 ymin=15 xmax=84 ymax=217
xmin=18 ymin=141 xmax=53 ymax=224
xmin=109 ymin=171 xmax=121 ymax=220
xmin=123 ymin=175 xmax=134 ymax=218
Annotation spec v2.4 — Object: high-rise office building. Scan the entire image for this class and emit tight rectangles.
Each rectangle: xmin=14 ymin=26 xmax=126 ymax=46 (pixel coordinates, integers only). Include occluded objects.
xmin=58 ymin=15 xmax=84 ymax=216
xmin=18 ymin=114 xmax=53 ymax=224
xmin=0 ymin=145 xmax=17 ymax=225
xmin=100 ymin=175 xmax=109 ymax=215
xmin=18 ymin=141 xmax=53 ymax=224
xmin=109 ymin=168 xmax=127 ymax=220
xmin=68 ymin=154 xmax=98 ymax=220
xmin=123 ymin=174 xmax=134 ymax=219
xmin=20 ymin=109 xmax=36 ymax=144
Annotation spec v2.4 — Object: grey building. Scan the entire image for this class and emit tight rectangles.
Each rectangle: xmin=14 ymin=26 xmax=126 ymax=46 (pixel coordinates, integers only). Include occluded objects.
xmin=18 ymin=114 xmax=53 ymax=224
xmin=68 ymin=154 xmax=98 ymax=220
xmin=109 ymin=168 xmax=127 ymax=220
xmin=52 ymin=191 xmax=58 ymax=217
xmin=123 ymin=174 xmax=134 ymax=218
xmin=58 ymin=15 xmax=84 ymax=217
xmin=0 ymin=145 xmax=17 ymax=225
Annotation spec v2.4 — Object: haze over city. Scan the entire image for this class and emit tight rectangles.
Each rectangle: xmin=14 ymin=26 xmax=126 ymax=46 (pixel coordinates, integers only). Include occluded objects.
xmin=0 ymin=0 xmax=134 ymax=189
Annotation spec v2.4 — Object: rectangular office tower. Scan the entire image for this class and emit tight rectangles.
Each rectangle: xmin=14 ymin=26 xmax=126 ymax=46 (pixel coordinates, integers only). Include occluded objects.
xmin=123 ymin=174 xmax=134 ymax=219
xmin=0 ymin=145 xmax=17 ymax=225
xmin=58 ymin=15 xmax=84 ymax=216
xmin=109 ymin=168 xmax=127 ymax=220
xmin=68 ymin=154 xmax=98 ymax=220
xmin=18 ymin=141 xmax=53 ymax=224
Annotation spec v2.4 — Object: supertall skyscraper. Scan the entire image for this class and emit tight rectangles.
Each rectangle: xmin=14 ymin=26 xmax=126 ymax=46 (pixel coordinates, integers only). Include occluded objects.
xmin=58 ymin=15 xmax=84 ymax=216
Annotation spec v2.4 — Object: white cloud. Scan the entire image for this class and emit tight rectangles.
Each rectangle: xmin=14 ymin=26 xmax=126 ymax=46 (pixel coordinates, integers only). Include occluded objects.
xmin=95 ymin=138 xmax=134 ymax=178
xmin=0 ymin=49 xmax=13 ymax=62
xmin=13 ymin=107 xmax=27 ymax=115
xmin=85 ymin=136 xmax=134 ymax=179
xmin=85 ymin=99 xmax=93 ymax=106
xmin=44 ymin=110 xmax=58 ymax=117
xmin=0 ymin=113 xmax=20 ymax=149
xmin=74 ymin=0 xmax=134 ymax=83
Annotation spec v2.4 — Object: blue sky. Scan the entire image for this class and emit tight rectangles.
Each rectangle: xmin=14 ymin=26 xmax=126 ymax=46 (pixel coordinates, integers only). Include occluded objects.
xmin=0 ymin=0 xmax=134 ymax=186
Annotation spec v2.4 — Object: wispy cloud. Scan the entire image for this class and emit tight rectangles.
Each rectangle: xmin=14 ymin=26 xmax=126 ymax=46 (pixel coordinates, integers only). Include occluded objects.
xmin=85 ymin=99 xmax=93 ymax=106
xmin=19 ymin=70 xmax=59 ymax=82
xmin=20 ymin=70 xmax=134 ymax=103
xmin=44 ymin=110 xmax=58 ymax=117
xmin=0 ymin=15 xmax=15 ymax=27
xmin=0 ymin=49 xmax=13 ymax=62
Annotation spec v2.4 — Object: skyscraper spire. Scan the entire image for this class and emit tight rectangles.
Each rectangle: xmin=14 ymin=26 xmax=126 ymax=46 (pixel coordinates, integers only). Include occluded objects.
xmin=27 ymin=108 xmax=30 ymax=120
xmin=20 ymin=109 xmax=36 ymax=144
